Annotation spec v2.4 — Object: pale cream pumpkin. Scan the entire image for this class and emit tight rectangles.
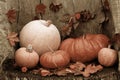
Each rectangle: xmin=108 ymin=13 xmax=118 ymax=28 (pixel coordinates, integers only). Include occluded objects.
xmin=20 ymin=20 xmax=61 ymax=55
xmin=15 ymin=44 xmax=39 ymax=68
xmin=98 ymin=46 xmax=117 ymax=67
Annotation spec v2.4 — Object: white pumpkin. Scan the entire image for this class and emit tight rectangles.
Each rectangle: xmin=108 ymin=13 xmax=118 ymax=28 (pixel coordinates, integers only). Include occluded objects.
xmin=15 ymin=44 xmax=39 ymax=68
xmin=20 ymin=20 xmax=61 ymax=55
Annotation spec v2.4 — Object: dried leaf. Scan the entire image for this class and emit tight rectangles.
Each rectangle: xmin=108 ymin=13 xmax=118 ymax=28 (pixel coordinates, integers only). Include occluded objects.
xmin=78 ymin=10 xmax=95 ymax=22
xmin=35 ymin=3 xmax=46 ymax=14
xmin=85 ymin=64 xmax=97 ymax=74
xmin=60 ymin=14 xmax=71 ymax=23
xmin=6 ymin=9 xmax=16 ymax=23
xmin=103 ymin=0 xmax=110 ymax=10
xmin=61 ymin=25 xmax=70 ymax=33
xmin=40 ymin=68 xmax=51 ymax=76
xmin=81 ymin=71 xmax=90 ymax=77
xmin=75 ymin=12 xmax=81 ymax=20
xmin=49 ymin=3 xmax=62 ymax=12
xmin=96 ymin=65 xmax=103 ymax=71
xmin=7 ymin=32 xmax=19 ymax=47
xmin=56 ymin=68 xmax=74 ymax=76
xmin=84 ymin=64 xmax=103 ymax=75
xmin=70 ymin=62 xmax=86 ymax=71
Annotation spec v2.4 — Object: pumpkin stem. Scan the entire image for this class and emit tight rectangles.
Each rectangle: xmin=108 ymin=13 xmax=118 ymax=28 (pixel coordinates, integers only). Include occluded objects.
xmin=108 ymin=44 xmax=112 ymax=49
xmin=26 ymin=44 xmax=33 ymax=53
xmin=83 ymin=34 xmax=87 ymax=39
xmin=45 ymin=20 xmax=52 ymax=27
xmin=47 ymin=45 xmax=54 ymax=53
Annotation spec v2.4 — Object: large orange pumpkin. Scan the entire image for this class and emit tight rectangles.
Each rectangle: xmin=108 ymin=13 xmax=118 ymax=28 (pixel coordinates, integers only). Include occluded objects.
xmin=60 ymin=34 xmax=110 ymax=62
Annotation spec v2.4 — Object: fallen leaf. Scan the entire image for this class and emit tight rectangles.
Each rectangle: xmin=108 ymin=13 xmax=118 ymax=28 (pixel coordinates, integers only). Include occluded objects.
xmin=60 ymin=14 xmax=71 ymax=23
xmin=7 ymin=32 xmax=19 ymax=47
xmin=61 ymin=25 xmax=70 ymax=33
xmin=6 ymin=9 xmax=16 ymax=23
xmin=81 ymin=71 xmax=90 ymax=78
xmin=75 ymin=12 xmax=81 ymax=20
xmin=35 ymin=3 xmax=46 ymax=14
xmin=40 ymin=68 xmax=51 ymax=76
xmin=96 ymin=65 xmax=103 ymax=71
xmin=55 ymin=68 xmax=74 ymax=76
xmin=85 ymin=64 xmax=97 ymax=74
xmin=49 ymin=3 xmax=62 ymax=12
xmin=70 ymin=62 xmax=86 ymax=71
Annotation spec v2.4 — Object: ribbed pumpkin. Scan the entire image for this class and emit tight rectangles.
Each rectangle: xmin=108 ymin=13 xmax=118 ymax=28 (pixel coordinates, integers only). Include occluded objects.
xmin=40 ymin=50 xmax=70 ymax=69
xmin=20 ymin=20 xmax=61 ymax=56
xmin=60 ymin=34 xmax=110 ymax=62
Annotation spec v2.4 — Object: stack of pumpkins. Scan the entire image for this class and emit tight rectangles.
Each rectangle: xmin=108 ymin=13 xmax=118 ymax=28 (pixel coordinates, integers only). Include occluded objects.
xmin=15 ymin=20 xmax=118 ymax=72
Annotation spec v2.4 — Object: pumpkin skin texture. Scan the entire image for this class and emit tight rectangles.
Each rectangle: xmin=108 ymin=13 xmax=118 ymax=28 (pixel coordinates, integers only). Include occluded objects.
xmin=40 ymin=50 xmax=70 ymax=69
xmin=60 ymin=34 xmax=109 ymax=63
xmin=15 ymin=45 xmax=39 ymax=68
xmin=20 ymin=20 xmax=61 ymax=56
xmin=98 ymin=48 xmax=117 ymax=67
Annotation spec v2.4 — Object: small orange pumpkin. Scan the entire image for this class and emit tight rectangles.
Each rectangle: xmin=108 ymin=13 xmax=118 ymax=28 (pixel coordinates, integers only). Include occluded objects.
xmin=15 ymin=44 xmax=39 ymax=68
xmin=40 ymin=48 xmax=70 ymax=69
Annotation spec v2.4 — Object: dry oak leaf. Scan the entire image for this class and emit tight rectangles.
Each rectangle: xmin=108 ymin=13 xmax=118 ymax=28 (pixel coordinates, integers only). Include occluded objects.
xmin=39 ymin=68 xmax=51 ymax=76
xmin=49 ymin=3 xmax=62 ymax=12
xmin=81 ymin=71 xmax=90 ymax=78
xmin=85 ymin=64 xmax=98 ymax=74
xmin=35 ymin=3 xmax=46 ymax=14
xmin=55 ymin=68 xmax=74 ymax=76
xmin=6 ymin=9 xmax=16 ymax=23
xmin=61 ymin=25 xmax=70 ymax=33
xmin=81 ymin=64 xmax=103 ymax=77
xmin=70 ymin=62 xmax=86 ymax=71
xmin=95 ymin=65 xmax=103 ymax=71
xmin=7 ymin=32 xmax=19 ymax=47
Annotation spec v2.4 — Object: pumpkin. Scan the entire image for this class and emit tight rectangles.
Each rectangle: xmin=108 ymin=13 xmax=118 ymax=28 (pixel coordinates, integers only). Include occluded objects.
xmin=40 ymin=48 xmax=70 ymax=69
xmin=98 ymin=45 xmax=117 ymax=67
xmin=60 ymin=34 xmax=109 ymax=62
xmin=20 ymin=20 xmax=61 ymax=55
xmin=15 ymin=44 xmax=39 ymax=68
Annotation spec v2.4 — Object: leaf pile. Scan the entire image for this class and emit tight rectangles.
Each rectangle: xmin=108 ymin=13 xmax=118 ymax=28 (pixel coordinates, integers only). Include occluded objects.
xmin=30 ymin=62 xmax=103 ymax=78
xmin=76 ymin=10 xmax=96 ymax=22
